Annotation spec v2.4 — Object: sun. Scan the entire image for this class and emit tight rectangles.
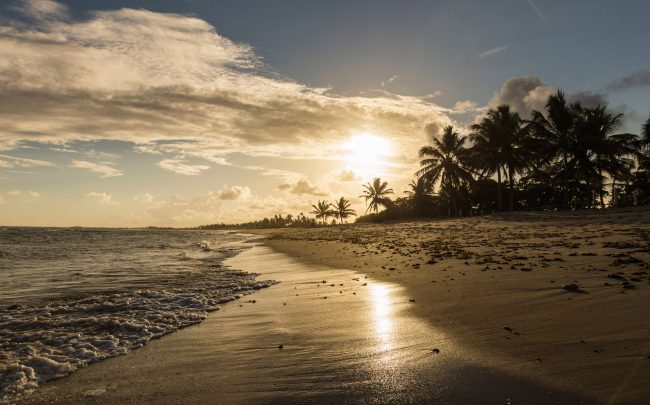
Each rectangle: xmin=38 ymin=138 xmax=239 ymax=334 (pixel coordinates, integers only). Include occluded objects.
xmin=344 ymin=133 xmax=393 ymax=177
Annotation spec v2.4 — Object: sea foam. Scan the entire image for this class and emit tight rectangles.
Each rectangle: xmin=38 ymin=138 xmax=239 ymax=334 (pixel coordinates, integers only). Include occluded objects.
xmin=0 ymin=229 xmax=276 ymax=403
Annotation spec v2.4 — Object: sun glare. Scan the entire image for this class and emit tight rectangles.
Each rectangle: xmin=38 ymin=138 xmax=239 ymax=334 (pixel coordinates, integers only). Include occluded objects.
xmin=345 ymin=133 xmax=393 ymax=177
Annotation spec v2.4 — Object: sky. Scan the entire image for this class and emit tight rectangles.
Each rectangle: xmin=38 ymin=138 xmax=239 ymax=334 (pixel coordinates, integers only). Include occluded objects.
xmin=0 ymin=0 xmax=649 ymax=227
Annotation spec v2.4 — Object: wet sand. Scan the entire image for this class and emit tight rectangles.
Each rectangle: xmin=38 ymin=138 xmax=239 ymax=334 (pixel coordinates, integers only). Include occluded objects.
xmin=25 ymin=244 xmax=590 ymax=404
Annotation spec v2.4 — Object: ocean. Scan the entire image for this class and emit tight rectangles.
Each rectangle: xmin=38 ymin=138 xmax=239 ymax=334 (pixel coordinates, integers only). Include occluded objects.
xmin=0 ymin=228 xmax=275 ymax=403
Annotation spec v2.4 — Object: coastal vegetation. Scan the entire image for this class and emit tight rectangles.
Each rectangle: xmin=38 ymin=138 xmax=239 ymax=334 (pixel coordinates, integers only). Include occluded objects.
xmin=199 ymin=91 xmax=649 ymax=229
xmin=357 ymin=91 xmax=650 ymax=223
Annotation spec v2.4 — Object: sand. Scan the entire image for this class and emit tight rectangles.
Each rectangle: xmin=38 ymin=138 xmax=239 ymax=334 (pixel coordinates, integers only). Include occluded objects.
xmin=260 ymin=207 xmax=650 ymax=403
xmin=22 ymin=208 xmax=650 ymax=404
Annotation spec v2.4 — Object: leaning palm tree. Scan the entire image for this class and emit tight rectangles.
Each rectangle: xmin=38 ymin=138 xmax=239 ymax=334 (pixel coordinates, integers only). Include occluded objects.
xmin=470 ymin=105 xmax=528 ymax=211
xmin=360 ymin=177 xmax=393 ymax=214
xmin=333 ymin=197 xmax=356 ymax=224
xmin=417 ymin=125 xmax=474 ymax=215
xmin=310 ymin=200 xmax=333 ymax=225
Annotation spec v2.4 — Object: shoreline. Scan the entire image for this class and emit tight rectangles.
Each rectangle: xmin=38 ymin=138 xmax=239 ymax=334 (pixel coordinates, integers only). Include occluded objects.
xmin=254 ymin=208 xmax=650 ymax=403
xmin=17 ymin=209 xmax=650 ymax=403
xmin=23 ymin=242 xmax=592 ymax=404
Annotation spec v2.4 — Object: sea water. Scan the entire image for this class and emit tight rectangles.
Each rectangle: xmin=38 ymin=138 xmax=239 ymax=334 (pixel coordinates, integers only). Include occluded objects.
xmin=0 ymin=228 xmax=275 ymax=403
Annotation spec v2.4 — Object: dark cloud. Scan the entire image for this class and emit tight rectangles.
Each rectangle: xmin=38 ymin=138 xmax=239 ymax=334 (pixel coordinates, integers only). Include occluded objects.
xmin=488 ymin=76 xmax=553 ymax=117
xmin=567 ymin=91 xmax=608 ymax=108
xmin=424 ymin=122 xmax=442 ymax=138
xmin=487 ymin=76 xmax=609 ymax=119
xmin=606 ymin=70 xmax=650 ymax=92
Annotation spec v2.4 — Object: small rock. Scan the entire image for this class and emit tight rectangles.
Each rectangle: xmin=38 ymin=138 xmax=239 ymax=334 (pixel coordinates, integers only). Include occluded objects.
xmin=431 ymin=348 xmax=440 ymax=354
xmin=503 ymin=326 xmax=513 ymax=332
xmin=562 ymin=284 xmax=579 ymax=292
xmin=278 ymin=344 xmax=283 ymax=350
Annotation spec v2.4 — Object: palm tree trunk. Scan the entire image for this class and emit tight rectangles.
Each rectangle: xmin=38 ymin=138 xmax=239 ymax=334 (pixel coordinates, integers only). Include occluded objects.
xmin=598 ymin=168 xmax=605 ymax=209
xmin=508 ymin=165 xmax=514 ymax=212
xmin=562 ymin=153 xmax=569 ymax=210
xmin=496 ymin=168 xmax=503 ymax=211
xmin=611 ymin=177 xmax=617 ymax=208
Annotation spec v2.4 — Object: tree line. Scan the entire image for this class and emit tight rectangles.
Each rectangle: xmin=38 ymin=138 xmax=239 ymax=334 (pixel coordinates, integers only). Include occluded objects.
xmin=199 ymin=90 xmax=649 ymax=229
xmin=359 ymin=90 xmax=650 ymax=222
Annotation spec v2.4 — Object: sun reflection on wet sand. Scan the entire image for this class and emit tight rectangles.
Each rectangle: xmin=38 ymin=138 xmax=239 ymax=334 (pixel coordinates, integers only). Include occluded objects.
xmin=371 ymin=284 xmax=393 ymax=346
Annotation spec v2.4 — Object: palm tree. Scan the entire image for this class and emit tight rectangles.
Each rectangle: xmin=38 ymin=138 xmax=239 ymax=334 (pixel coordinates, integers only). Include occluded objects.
xmin=360 ymin=177 xmax=393 ymax=214
xmin=405 ymin=176 xmax=433 ymax=216
xmin=417 ymin=125 xmax=474 ymax=215
xmin=333 ymin=197 xmax=356 ymax=224
xmin=606 ymin=132 xmax=639 ymax=207
xmin=570 ymin=105 xmax=624 ymax=208
xmin=642 ymin=114 xmax=650 ymax=150
xmin=310 ymin=200 xmax=333 ymax=225
xmin=529 ymin=91 xmax=576 ymax=208
xmin=470 ymin=106 xmax=528 ymax=211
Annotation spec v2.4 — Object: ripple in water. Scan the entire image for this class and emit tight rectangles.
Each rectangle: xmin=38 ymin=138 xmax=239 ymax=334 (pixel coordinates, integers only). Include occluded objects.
xmin=0 ymin=228 xmax=276 ymax=403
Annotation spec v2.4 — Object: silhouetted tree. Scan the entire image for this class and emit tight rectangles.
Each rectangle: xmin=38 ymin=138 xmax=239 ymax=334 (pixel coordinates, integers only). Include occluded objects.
xmin=405 ymin=176 xmax=434 ymax=216
xmin=470 ymin=106 xmax=527 ymax=211
xmin=529 ymin=91 xmax=576 ymax=209
xmin=361 ymin=177 xmax=393 ymax=214
xmin=310 ymin=200 xmax=334 ymax=225
xmin=417 ymin=125 xmax=473 ymax=215
xmin=334 ymin=197 xmax=356 ymax=224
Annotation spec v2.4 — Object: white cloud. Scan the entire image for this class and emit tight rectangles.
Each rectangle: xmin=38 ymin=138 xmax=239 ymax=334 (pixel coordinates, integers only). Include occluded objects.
xmin=157 ymin=159 xmax=210 ymax=175
xmin=0 ymin=154 xmax=54 ymax=168
xmin=526 ymin=0 xmax=548 ymax=24
xmin=86 ymin=191 xmax=116 ymax=205
xmin=424 ymin=90 xmax=443 ymax=99
xmin=12 ymin=0 xmax=69 ymax=21
xmin=477 ymin=45 xmax=510 ymax=59
xmin=452 ymin=100 xmax=479 ymax=112
xmin=69 ymin=160 xmax=123 ymax=178
xmin=334 ymin=168 xmax=362 ymax=182
xmin=133 ymin=193 xmax=154 ymax=203
xmin=0 ymin=1 xmax=451 ymax=160
xmin=381 ymin=75 xmax=398 ymax=88
xmin=214 ymin=185 xmax=251 ymax=201
xmin=4 ymin=190 xmax=40 ymax=201
xmin=279 ymin=179 xmax=328 ymax=196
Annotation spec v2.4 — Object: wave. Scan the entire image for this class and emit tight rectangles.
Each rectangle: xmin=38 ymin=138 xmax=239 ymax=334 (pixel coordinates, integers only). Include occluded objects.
xmin=0 ymin=266 xmax=277 ymax=403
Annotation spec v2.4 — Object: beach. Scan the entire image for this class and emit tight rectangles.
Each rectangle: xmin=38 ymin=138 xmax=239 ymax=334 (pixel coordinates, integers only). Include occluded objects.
xmin=22 ymin=208 xmax=650 ymax=404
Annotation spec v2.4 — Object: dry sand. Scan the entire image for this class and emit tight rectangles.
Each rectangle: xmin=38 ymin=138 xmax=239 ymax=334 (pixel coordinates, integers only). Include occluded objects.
xmin=260 ymin=207 xmax=650 ymax=403
xmin=23 ymin=208 xmax=650 ymax=404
